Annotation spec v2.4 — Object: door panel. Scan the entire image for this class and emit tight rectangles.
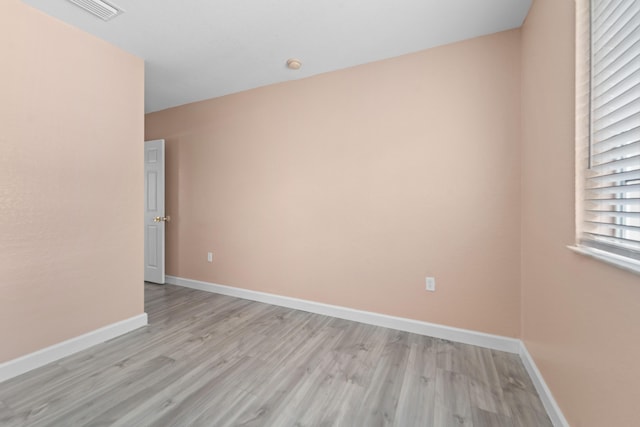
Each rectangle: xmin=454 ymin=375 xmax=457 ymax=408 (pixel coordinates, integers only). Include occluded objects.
xmin=144 ymin=139 xmax=165 ymax=284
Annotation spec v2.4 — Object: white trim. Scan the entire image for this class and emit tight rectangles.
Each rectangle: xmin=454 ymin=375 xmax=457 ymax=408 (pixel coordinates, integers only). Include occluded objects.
xmin=568 ymin=245 xmax=640 ymax=275
xmin=167 ymin=275 xmax=569 ymax=425
xmin=0 ymin=279 xmax=569 ymax=426
xmin=165 ymin=275 xmax=520 ymax=353
xmin=519 ymin=342 xmax=570 ymax=427
xmin=0 ymin=313 xmax=148 ymax=384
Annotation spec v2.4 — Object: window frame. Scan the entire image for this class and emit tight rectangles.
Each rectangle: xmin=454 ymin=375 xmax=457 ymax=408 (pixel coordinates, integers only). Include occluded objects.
xmin=570 ymin=0 xmax=640 ymax=275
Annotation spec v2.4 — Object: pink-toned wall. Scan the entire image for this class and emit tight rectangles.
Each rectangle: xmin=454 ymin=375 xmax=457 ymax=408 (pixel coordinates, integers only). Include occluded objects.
xmin=521 ymin=0 xmax=640 ymax=425
xmin=145 ymin=30 xmax=522 ymax=337
xmin=0 ymin=1 xmax=145 ymax=363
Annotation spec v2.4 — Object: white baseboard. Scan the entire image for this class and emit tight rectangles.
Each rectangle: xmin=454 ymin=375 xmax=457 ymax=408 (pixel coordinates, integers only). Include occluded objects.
xmin=519 ymin=342 xmax=570 ymax=427
xmin=0 ymin=313 xmax=148 ymax=384
xmin=167 ymin=275 xmax=569 ymax=426
xmin=165 ymin=275 xmax=521 ymax=353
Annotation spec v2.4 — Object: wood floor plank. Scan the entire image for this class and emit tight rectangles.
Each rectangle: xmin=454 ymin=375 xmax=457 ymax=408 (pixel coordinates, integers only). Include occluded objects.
xmin=393 ymin=335 xmax=437 ymax=426
xmin=354 ymin=329 xmax=411 ymax=426
xmin=13 ymin=355 xmax=176 ymax=427
xmin=0 ymin=364 xmax=70 ymax=409
xmin=471 ymin=407 xmax=513 ymax=427
xmin=141 ymin=356 xmax=259 ymax=427
xmin=0 ymin=284 xmax=553 ymax=426
xmin=468 ymin=345 xmax=511 ymax=416
xmin=217 ymin=327 xmax=347 ymax=426
xmin=0 ymin=400 xmax=15 ymax=427
xmin=490 ymin=349 xmax=552 ymax=426
xmin=257 ymin=333 xmax=355 ymax=426
xmin=434 ymin=368 xmax=474 ymax=426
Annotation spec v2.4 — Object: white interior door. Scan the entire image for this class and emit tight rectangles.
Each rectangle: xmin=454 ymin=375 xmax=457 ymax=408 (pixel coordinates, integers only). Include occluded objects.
xmin=144 ymin=139 xmax=166 ymax=284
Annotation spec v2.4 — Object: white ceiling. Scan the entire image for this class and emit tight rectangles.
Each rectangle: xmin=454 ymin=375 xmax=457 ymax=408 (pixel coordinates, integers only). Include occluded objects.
xmin=22 ymin=0 xmax=532 ymax=113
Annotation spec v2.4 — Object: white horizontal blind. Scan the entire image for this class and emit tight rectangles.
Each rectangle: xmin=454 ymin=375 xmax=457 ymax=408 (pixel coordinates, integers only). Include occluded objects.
xmin=583 ymin=0 xmax=640 ymax=260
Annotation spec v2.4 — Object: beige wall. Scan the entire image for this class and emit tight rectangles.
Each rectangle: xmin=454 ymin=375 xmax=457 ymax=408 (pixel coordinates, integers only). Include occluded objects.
xmin=521 ymin=0 xmax=640 ymax=425
xmin=145 ymin=30 xmax=522 ymax=337
xmin=0 ymin=1 xmax=145 ymax=362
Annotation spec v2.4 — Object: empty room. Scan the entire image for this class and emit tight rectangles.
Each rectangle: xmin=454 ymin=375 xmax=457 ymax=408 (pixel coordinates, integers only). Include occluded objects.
xmin=1 ymin=0 xmax=639 ymax=425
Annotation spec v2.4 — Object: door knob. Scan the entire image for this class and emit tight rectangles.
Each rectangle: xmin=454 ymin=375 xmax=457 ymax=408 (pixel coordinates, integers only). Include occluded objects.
xmin=153 ymin=216 xmax=170 ymax=222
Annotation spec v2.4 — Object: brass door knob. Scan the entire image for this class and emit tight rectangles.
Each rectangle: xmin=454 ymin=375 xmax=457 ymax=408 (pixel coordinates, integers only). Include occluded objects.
xmin=153 ymin=216 xmax=170 ymax=222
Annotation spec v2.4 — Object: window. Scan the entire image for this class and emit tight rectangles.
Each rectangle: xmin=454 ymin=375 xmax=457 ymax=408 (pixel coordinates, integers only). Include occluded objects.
xmin=575 ymin=0 xmax=640 ymax=271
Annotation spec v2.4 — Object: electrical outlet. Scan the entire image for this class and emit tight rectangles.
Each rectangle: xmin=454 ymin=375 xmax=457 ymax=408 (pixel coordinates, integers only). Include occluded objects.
xmin=207 ymin=252 xmax=213 ymax=263
xmin=425 ymin=277 xmax=436 ymax=292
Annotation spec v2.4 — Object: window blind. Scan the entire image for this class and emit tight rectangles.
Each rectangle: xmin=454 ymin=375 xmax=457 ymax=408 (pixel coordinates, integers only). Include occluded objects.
xmin=582 ymin=0 xmax=640 ymax=261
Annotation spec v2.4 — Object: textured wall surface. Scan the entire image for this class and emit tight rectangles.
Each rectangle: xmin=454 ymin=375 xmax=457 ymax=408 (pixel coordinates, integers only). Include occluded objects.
xmin=0 ymin=0 xmax=145 ymax=362
xmin=521 ymin=0 xmax=640 ymax=425
xmin=146 ymin=30 xmax=522 ymax=337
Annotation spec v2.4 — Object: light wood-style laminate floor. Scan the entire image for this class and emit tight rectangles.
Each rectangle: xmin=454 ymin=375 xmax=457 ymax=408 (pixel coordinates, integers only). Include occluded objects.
xmin=0 ymin=284 xmax=552 ymax=427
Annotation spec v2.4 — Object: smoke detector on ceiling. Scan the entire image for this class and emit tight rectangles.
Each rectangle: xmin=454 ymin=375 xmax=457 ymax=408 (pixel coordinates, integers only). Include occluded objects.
xmin=67 ymin=0 xmax=123 ymax=21
xmin=286 ymin=59 xmax=302 ymax=70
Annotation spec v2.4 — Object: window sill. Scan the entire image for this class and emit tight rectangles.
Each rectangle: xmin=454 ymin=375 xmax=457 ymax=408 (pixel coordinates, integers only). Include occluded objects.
xmin=567 ymin=245 xmax=640 ymax=276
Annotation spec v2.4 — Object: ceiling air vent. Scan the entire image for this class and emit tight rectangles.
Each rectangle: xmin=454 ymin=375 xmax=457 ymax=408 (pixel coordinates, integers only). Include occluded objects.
xmin=67 ymin=0 xmax=123 ymax=21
